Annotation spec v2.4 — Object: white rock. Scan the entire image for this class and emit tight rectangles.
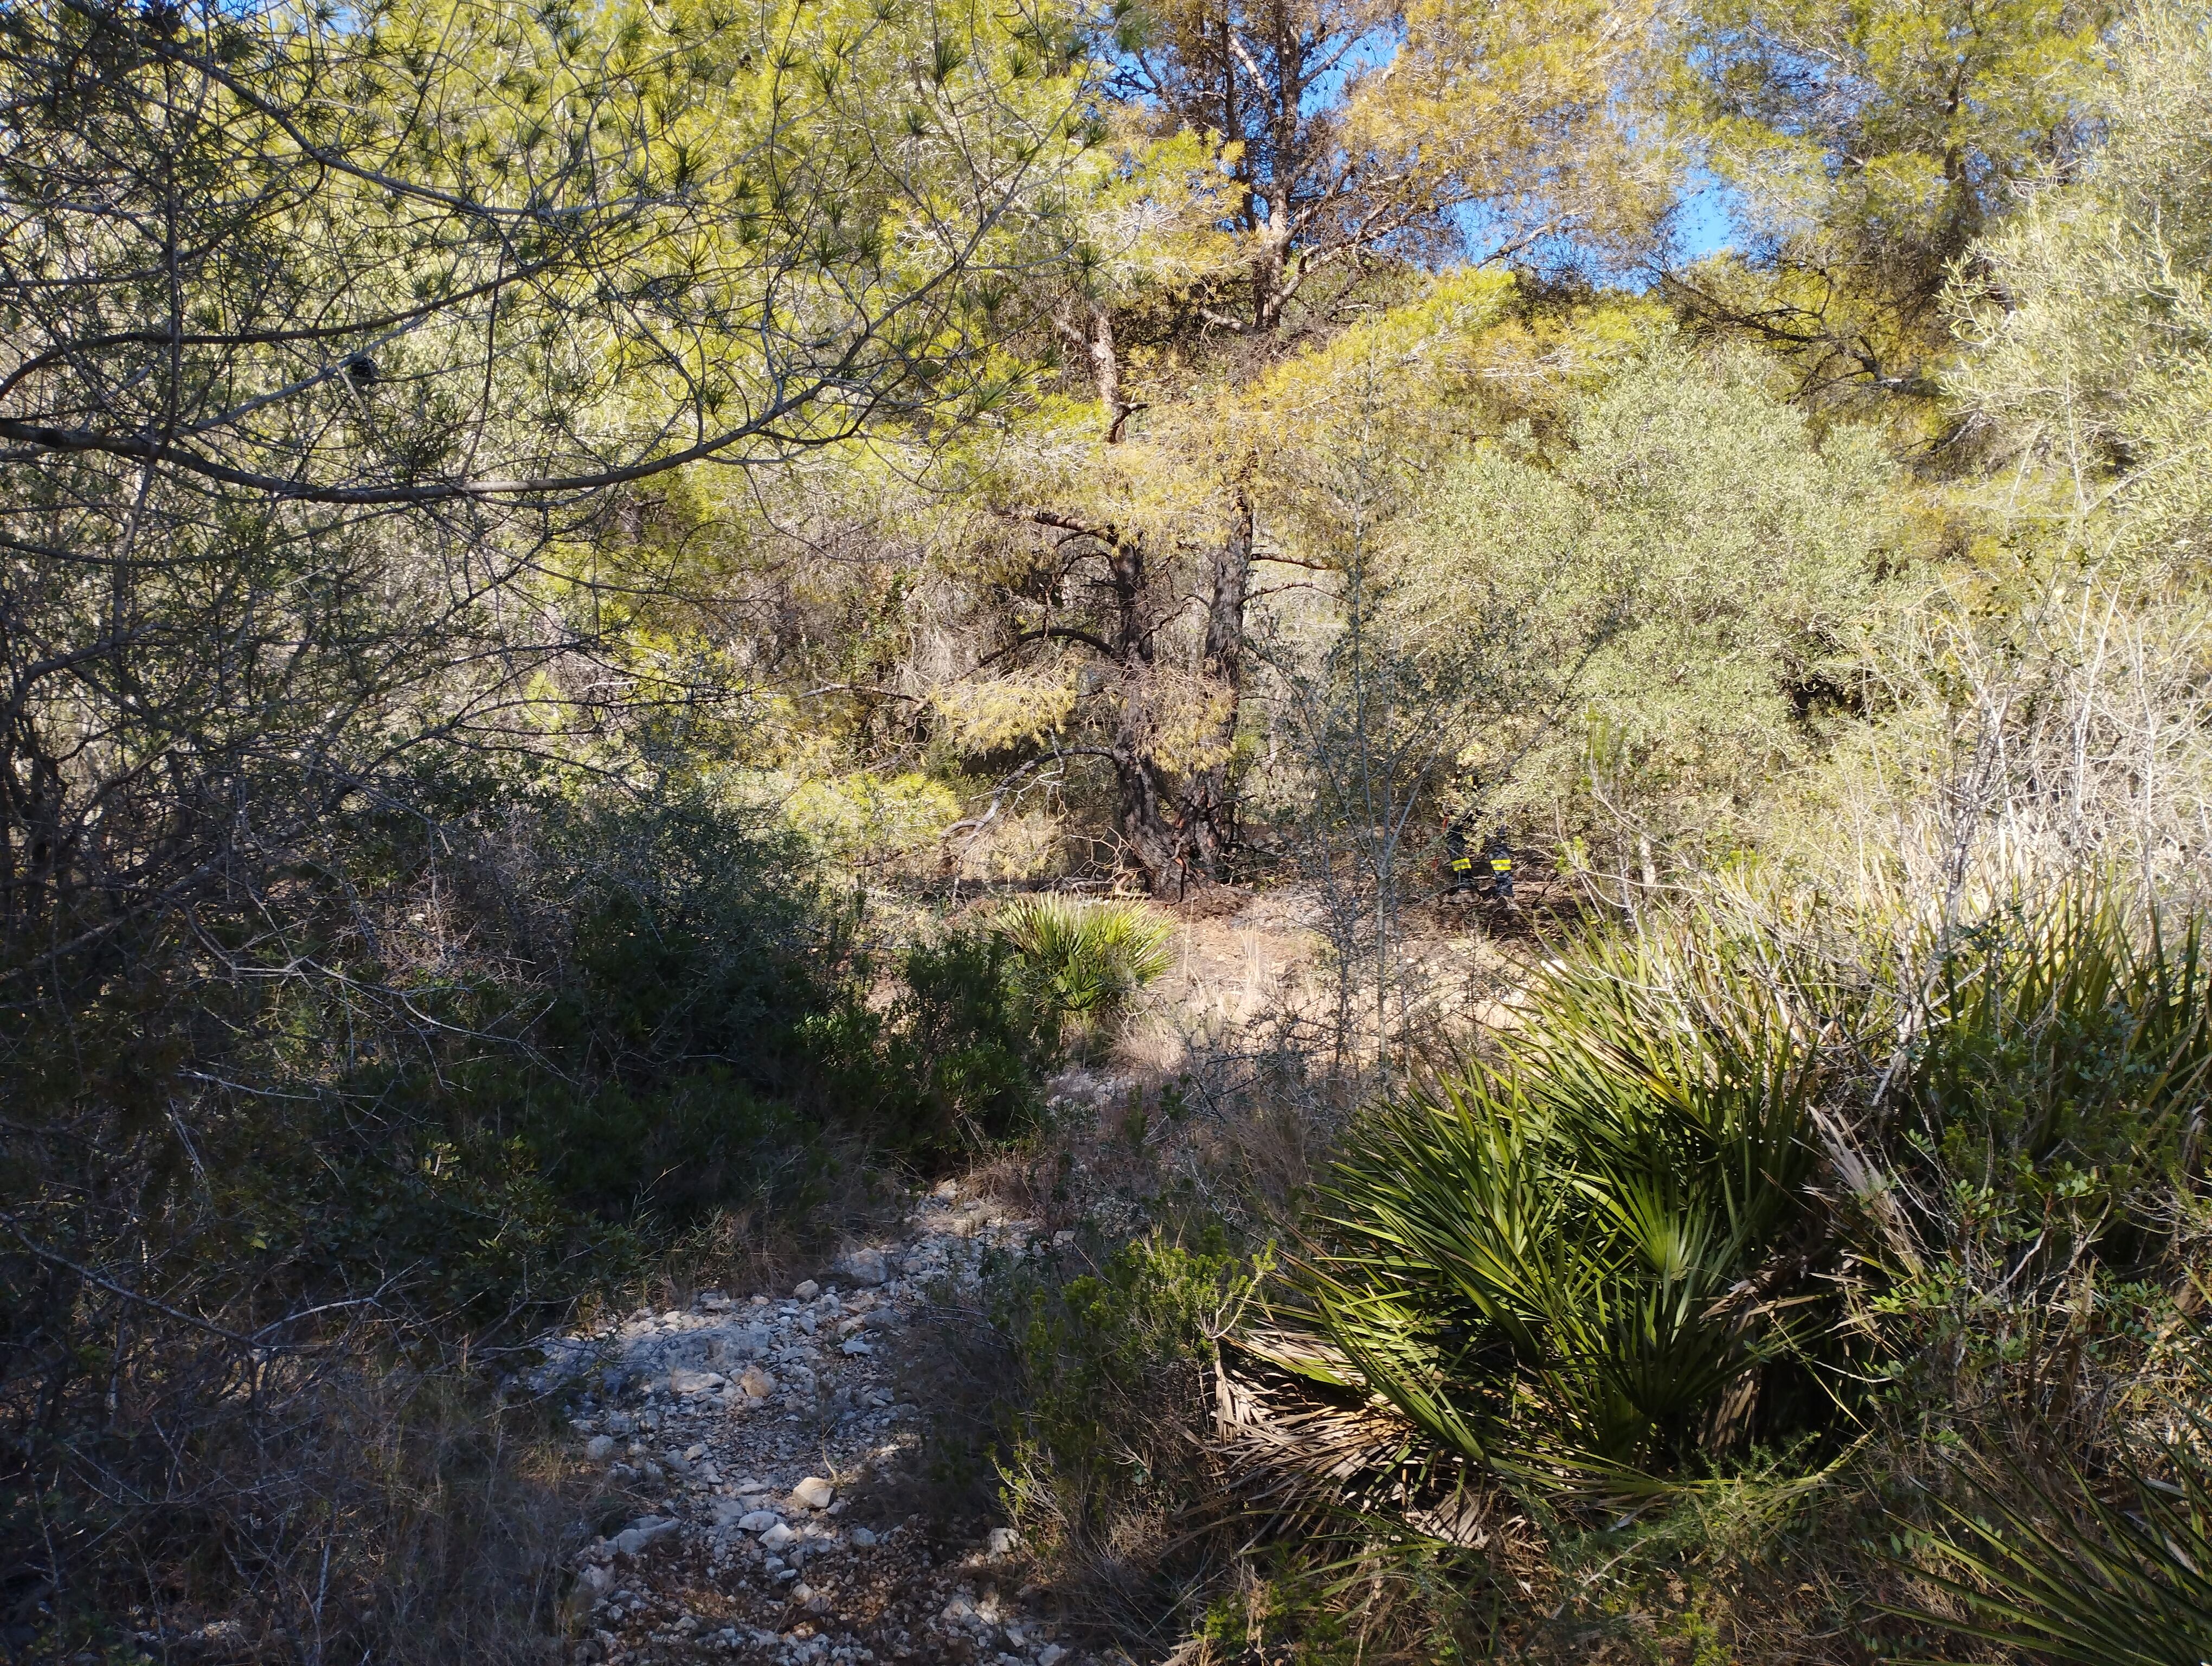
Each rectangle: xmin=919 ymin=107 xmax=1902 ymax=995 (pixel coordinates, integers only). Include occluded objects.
xmin=612 ymin=1516 xmax=679 ymax=1558
xmin=986 ymin=1526 xmax=1020 ymax=1555
xmin=839 ymin=1247 xmax=889 ymax=1286
xmin=670 ymin=1367 xmax=725 ymax=1395
xmin=793 ymin=1279 xmax=820 ymax=1300
xmin=737 ymin=1366 xmax=776 ymax=1400
xmin=839 ymin=1336 xmax=872 ymax=1356
xmin=847 ymin=1527 xmax=877 ymax=1548
xmin=790 ymin=1476 xmax=835 ymax=1510
xmin=1038 ymin=1646 xmax=1067 ymax=1666
xmin=758 ymin=1522 xmax=797 ymax=1553
xmin=735 ymin=1510 xmax=781 ymax=1533
xmin=583 ymin=1434 xmax=615 ymax=1461
xmin=577 ymin=1562 xmax=616 ymax=1597
xmin=940 ymin=1596 xmax=975 ymax=1624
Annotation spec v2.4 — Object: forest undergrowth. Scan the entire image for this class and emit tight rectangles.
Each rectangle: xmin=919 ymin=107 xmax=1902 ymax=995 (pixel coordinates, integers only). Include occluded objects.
xmin=9 ymin=0 xmax=2212 ymax=1657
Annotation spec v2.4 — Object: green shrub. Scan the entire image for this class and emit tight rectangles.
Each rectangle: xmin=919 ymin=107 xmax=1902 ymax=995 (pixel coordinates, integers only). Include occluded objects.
xmin=1298 ymin=881 xmax=2212 ymax=1498
xmin=802 ymin=927 xmax=1043 ymax=1160
xmin=516 ymin=1067 xmax=823 ymax=1226
xmin=995 ymin=895 xmax=1175 ymax=1049
xmin=1904 ymin=887 xmax=2212 ymax=1259
xmin=994 ymin=1230 xmax=1257 ymax=1567
xmin=1302 ymin=920 xmax=1844 ymax=1490
xmin=533 ymin=783 xmax=844 ymax=1086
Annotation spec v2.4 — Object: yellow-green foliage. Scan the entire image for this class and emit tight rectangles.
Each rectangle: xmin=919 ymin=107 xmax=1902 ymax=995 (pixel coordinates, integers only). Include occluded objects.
xmin=1673 ymin=0 xmax=2108 ymax=401
xmin=1949 ymin=0 xmax=2212 ymax=569
xmin=1386 ymin=341 xmax=1899 ymax=849
xmin=930 ymin=670 xmax=1080 ymax=755
xmin=782 ymin=771 xmax=960 ymax=866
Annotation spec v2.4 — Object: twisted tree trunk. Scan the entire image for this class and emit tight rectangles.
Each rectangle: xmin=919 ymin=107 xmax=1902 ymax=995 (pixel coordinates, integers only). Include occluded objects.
xmin=1185 ymin=488 xmax=1253 ymax=880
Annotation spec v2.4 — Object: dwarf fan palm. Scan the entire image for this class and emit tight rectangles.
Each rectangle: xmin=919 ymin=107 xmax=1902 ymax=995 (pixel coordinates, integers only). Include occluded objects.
xmin=995 ymin=895 xmax=1176 ymax=1042
xmin=1898 ymin=1442 xmax=2212 ymax=1666
xmin=1304 ymin=921 xmax=1842 ymax=1490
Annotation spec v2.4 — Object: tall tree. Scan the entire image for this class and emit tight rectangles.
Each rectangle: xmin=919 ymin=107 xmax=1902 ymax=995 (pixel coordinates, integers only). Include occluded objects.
xmin=1947 ymin=0 xmax=2212 ymax=560
xmin=980 ymin=0 xmax=1667 ymax=893
xmin=0 ymin=0 xmax=1093 ymax=969
xmin=1667 ymin=0 xmax=2109 ymax=408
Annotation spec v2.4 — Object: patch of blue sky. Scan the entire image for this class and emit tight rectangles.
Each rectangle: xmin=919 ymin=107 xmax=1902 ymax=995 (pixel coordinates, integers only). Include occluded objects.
xmin=1449 ymin=164 xmax=1743 ymax=289
xmin=1102 ymin=15 xmax=1745 ymax=287
xmin=1669 ymin=171 xmax=1740 ymax=264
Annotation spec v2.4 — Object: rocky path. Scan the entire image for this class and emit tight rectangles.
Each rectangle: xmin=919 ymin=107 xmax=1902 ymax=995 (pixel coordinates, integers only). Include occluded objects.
xmin=538 ymin=1180 xmax=1083 ymax=1666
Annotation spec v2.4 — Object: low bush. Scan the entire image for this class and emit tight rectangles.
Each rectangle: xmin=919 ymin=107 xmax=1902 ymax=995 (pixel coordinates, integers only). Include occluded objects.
xmin=1902 ymin=887 xmax=2212 ymax=1264
xmin=996 ymin=895 xmax=1175 ymax=1053
xmin=992 ymin=1230 xmax=1259 ymax=1637
xmin=0 ymin=767 xmax=1049 ymax=1655
xmin=802 ymin=927 xmax=1045 ymax=1159
xmin=1302 ymin=921 xmax=1844 ymax=1488
xmin=1150 ymin=877 xmax=2212 ymax=1662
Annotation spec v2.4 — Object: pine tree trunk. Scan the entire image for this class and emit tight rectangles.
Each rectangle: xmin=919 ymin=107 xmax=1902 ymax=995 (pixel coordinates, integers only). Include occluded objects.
xmin=1099 ymin=530 xmax=1189 ymax=895
xmin=1185 ymin=489 xmax=1252 ymax=879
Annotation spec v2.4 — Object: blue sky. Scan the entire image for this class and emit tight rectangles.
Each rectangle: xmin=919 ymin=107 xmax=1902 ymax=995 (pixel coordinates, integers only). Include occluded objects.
xmin=1671 ymin=176 xmax=1741 ymax=264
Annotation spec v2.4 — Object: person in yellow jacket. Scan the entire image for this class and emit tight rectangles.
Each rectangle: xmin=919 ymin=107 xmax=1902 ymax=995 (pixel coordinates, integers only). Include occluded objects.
xmin=1484 ymin=835 xmax=1514 ymax=902
xmin=1443 ymin=817 xmax=1479 ymax=894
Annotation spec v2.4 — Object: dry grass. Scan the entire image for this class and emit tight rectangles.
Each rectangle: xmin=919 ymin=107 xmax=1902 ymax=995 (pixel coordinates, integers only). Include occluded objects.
xmin=7 ymin=1337 xmax=607 ymax=1666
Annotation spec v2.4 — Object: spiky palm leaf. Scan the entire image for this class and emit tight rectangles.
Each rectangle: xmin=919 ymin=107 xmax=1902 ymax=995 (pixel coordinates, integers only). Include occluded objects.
xmin=1894 ymin=1444 xmax=2212 ymax=1666
xmin=995 ymin=894 xmax=1175 ymax=1026
xmin=1303 ymin=921 xmax=1840 ymax=1491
